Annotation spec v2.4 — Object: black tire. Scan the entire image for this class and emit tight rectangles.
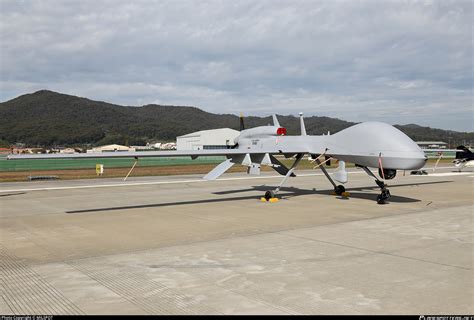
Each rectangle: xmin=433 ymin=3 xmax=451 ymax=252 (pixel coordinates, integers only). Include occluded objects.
xmin=264 ymin=190 xmax=275 ymax=200
xmin=377 ymin=189 xmax=390 ymax=204
xmin=376 ymin=194 xmax=386 ymax=204
xmin=335 ymin=185 xmax=345 ymax=195
xmin=381 ymin=189 xmax=391 ymax=199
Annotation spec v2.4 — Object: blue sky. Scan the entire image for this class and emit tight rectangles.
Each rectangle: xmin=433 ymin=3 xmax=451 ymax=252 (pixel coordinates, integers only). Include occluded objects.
xmin=1 ymin=0 xmax=472 ymax=131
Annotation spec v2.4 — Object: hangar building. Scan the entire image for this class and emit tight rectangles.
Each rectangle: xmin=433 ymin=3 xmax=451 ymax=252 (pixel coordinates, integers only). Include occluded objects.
xmin=416 ymin=141 xmax=448 ymax=149
xmin=177 ymin=128 xmax=239 ymax=150
xmin=87 ymin=144 xmax=136 ymax=153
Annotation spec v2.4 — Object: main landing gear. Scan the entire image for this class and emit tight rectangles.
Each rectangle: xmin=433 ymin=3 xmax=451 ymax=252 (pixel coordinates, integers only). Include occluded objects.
xmin=317 ymin=158 xmax=390 ymax=204
xmin=334 ymin=184 xmax=346 ymax=195
xmin=377 ymin=189 xmax=391 ymax=205
xmin=361 ymin=167 xmax=391 ymax=204
xmin=315 ymin=158 xmax=346 ymax=196
xmin=263 ymin=153 xmax=304 ymax=201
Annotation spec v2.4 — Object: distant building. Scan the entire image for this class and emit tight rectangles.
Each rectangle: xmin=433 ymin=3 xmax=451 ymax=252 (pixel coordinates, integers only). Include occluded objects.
xmin=12 ymin=148 xmax=45 ymax=154
xmin=59 ymin=148 xmax=77 ymax=154
xmin=131 ymin=145 xmax=154 ymax=151
xmin=48 ymin=147 xmax=83 ymax=154
xmin=160 ymin=142 xmax=176 ymax=150
xmin=87 ymin=144 xmax=136 ymax=153
xmin=144 ymin=142 xmax=176 ymax=150
xmin=416 ymin=141 xmax=448 ymax=149
xmin=0 ymin=147 xmax=12 ymax=155
xmin=176 ymin=128 xmax=239 ymax=151
xmin=151 ymin=142 xmax=162 ymax=149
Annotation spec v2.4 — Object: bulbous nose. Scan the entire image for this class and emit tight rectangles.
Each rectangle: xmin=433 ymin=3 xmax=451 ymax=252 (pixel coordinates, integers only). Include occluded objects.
xmin=410 ymin=152 xmax=428 ymax=169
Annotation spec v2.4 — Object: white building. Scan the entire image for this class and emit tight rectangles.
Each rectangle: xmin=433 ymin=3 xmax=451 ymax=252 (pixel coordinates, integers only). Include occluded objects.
xmin=150 ymin=142 xmax=162 ymax=149
xmin=59 ymin=148 xmax=77 ymax=154
xmin=161 ymin=142 xmax=176 ymax=150
xmin=416 ymin=141 xmax=448 ymax=149
xmin=132 ymin=145 xmax=154 ymax=151
xmin=87 ymin=144 xmax=136 ymax=153
xmin=176 ymin=128 xmax=239 ymax=150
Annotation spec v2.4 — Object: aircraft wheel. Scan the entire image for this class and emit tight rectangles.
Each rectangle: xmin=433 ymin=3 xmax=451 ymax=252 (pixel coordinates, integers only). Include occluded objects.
xmin=376 ymin=194 xmax=385 ymax=204
xmin=335 ymin=185 xmax=345 ymax=195
xmin=264 ymin=190 xmax=275 ymax=201
xmin=377 ymin=189 xmax=390 ymax=204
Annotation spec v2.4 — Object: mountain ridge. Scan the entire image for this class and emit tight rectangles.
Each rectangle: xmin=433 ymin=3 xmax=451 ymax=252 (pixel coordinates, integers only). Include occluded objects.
xmin=0 ymin=90 xmax=472 ymax=147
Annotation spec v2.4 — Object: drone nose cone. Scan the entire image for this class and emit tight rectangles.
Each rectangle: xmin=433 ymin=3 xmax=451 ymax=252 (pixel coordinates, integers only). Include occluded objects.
xmin=410 ymin=152 xmax=428 ymax=169
xmin=395 ymin=136 xmax=427 ymax=169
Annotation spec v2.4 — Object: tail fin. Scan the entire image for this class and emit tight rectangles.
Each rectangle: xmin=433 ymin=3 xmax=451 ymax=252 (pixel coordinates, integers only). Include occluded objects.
xmin=272 ymin=114 xmax=280 ymax=127
xmin=239 ymin=113 xmax=245 ymax=131
xmin=299 ymin=112 xmax=307 ymax=136
xmin=456 ymin=145 xmax=473 ymax=160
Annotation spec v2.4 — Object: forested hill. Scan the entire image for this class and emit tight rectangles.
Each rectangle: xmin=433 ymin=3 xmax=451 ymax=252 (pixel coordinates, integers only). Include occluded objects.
xmin=0 ymin=90 xmax=472 ymax=147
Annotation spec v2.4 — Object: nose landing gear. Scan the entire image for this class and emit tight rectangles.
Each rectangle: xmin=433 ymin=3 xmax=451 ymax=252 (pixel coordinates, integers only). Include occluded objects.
xmin=368 ymin=170 xmax=391 ymax=204
xmin=264 ymin=190 xmax=275 ymax=201
xmin=262 ymin=153 xmax=304 ymax=202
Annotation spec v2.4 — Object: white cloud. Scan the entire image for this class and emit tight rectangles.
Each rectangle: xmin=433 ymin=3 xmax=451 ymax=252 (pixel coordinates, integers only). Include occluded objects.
xmin=0 ymin=0 xmax=472 ymax=131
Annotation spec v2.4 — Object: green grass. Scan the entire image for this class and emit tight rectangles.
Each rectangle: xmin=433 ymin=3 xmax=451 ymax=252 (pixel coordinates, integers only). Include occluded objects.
xmin=424 ymin=151 xmax=456 ymax=158
xmin=0 ymin=156 xmax=225 ymax=172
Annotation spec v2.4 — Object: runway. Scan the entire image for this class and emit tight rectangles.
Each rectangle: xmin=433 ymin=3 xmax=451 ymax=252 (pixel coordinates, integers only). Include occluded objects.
xmin=0 ymin=166 xmax=458 ymax=194
xmin=1 ymin=166 xmax=472 ymax=314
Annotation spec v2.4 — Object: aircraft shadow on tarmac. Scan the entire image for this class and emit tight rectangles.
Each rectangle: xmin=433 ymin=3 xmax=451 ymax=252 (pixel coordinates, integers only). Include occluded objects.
xmin=214 ymin=180 xmax=452 ymax=203
xmin=66 ymin=180 xmax=452 ymax=214
xmin=0 ymin=192 xmax=26 ymax=197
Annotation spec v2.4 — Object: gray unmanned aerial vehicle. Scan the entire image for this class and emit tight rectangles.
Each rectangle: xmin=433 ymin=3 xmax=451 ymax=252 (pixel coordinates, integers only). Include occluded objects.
xmin=8 ymin=114 xmax=428 ymax=204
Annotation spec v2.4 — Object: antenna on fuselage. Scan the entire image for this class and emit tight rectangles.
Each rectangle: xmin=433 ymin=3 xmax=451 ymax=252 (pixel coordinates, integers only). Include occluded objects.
xmin=272 ymin=114 xmax=280 ymax=127
xmin=239 ymin=113 xmax=245 ymax=131
xmin=299 ymin=112 xmax=307 ymax=136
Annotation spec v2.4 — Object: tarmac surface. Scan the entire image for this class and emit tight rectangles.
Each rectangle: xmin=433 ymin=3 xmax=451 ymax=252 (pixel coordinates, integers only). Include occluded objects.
xmin=1 ymin=166 xmax=473 ymax=314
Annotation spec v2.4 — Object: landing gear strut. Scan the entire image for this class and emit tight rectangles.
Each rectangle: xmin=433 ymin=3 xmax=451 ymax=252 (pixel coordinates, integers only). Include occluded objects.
xmin=362 ymin=167 xmax=391 ymax=204
xmin=263 ymin=153 xmax=304 ymax=200
xmin=315 ymin=158 xmax=346 ymax=196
